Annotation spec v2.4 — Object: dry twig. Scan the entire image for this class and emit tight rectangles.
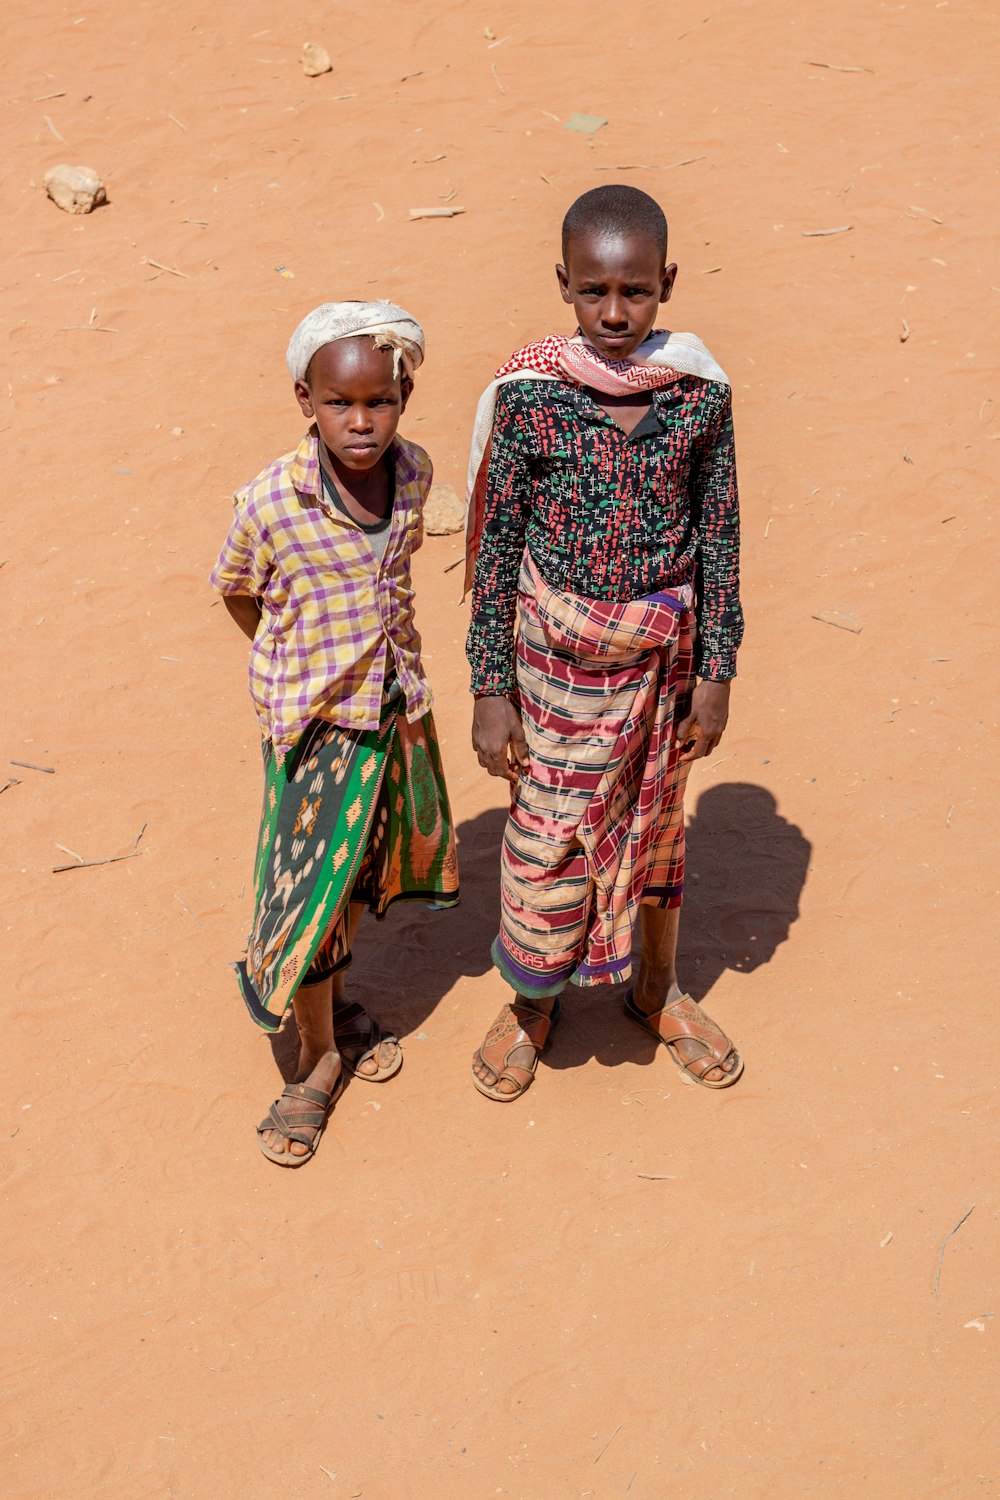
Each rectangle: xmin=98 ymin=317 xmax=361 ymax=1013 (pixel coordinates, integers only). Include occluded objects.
xmin=933 ymin=1204 xmax=975 ymax=1299
xmin=594 ymin=1425 xmax=622 ymax=1463
xmin=811 ymin=610 xmax=862 ymax=634
xmin=807 ymin=60 xmax=873 ymax=73
xmin=595 ymin=155 xmax=704 ymax=172
xmin=409 ymin=206 xmax=465 ymax=220
xmin=909 ymin=204 xmax=943 ymax=225
xmin=141 ymin=256 xmax=189 ymax=278
xmin=52 ymin=822 xmax=148 ymax=875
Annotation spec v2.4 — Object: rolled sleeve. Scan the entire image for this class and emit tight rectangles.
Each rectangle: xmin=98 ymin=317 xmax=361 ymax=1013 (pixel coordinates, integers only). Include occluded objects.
xmin=210 ymin=499 xmax=270 ymax=597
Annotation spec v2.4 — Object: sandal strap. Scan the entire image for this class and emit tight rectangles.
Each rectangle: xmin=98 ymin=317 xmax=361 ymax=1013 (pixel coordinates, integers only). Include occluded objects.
xmin=476 ymin=1003 xmax=555 ymax=1089
xmin=333 ymin=1001 xmax=397 ymax=1060
xmin=332 ymin=998 xmax=368 ymax=1032
xmin=259 ymin=1103 xmax=320 ymax=1150
xmin=484 ymin=1003 xmax=554 ymax=1053
xmin=647 ymin=995 xmax=733 ymax=1065
xmin=281 ymin=1082 xmax=332 ymax=1107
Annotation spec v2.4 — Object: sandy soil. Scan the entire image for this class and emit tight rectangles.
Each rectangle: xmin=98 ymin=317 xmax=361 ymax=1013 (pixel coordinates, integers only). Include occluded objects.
xmin=2 ymin=2 xmax=997 ymax=1495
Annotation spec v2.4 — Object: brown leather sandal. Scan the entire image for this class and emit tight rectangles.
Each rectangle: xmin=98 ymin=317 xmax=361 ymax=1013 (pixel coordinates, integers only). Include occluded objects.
xmin=256 ymin=1073 xmax=347 ymax=1167
xmin=471 ymin=999 xmax=560 ymax=1103
xmin=624 ymin=990 xmax=743 ymax=1089
xmin=333 ymin=998 xmax=403 ymax=1082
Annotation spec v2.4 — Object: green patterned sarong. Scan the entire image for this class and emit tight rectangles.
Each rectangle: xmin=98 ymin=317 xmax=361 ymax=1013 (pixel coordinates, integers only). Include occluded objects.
xmin=237 ymin=687 xmax=459 ymax=1030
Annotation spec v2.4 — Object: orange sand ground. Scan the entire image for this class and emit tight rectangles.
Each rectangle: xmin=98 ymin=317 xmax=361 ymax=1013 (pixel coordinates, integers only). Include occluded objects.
xmin=2 ymin=2 xmax=997 ymax=1495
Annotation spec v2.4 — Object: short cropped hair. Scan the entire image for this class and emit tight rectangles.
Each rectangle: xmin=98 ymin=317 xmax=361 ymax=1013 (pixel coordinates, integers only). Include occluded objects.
xmin=561 ymin=184 xmax=668 ymax=263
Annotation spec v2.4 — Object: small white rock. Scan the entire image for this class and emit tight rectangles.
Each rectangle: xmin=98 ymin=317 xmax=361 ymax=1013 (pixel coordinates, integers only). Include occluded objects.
xmin=44 ymin=163 xmax=107 ymax=215
xmin=301 ymin=41 xmax=333 ymax=77
xmin=422 ymin=483 xmax=465 ymax=536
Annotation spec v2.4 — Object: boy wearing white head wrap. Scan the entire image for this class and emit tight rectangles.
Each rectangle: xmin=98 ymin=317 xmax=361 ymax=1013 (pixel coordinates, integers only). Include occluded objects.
xmin=285 ymin=298 xmax=425 ymax=384
xmin=210 ymin=301 xmax=459 ymax=1167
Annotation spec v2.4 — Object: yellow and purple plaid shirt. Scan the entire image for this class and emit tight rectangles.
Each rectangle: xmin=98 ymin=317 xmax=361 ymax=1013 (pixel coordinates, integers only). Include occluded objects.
xmin=210 ymin=428 xmax=433 ymax=753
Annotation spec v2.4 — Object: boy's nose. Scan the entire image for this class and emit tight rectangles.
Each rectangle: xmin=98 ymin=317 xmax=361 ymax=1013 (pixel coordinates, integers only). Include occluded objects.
xmin=348 ymin=404 xmax=374 ymax=430
xmin=602 ymin=298 xmax=629 ymax=328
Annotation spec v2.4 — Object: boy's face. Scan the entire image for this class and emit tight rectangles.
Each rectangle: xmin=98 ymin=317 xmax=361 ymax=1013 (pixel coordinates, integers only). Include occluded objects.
xmin=556 ymin=231 xmax=677 ymax=361
xmin=294 ymin=337 xmax=409 ymax=472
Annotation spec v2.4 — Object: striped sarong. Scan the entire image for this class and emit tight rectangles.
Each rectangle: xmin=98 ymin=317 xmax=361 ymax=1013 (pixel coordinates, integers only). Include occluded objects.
xmin=238 ymin=682 xmax=459 ymax=1030
xmin=492 ymin=556 xmax=694 ymax=999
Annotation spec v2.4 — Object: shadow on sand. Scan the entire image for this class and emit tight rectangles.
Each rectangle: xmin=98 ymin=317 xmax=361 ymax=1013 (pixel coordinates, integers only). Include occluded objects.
xmin=546 ymin=780 xmax=811 ymax=1074
xmin=270 ymin=783 xmax=810 ymax=1081
xmin=268 ymin=805 xmax=508 ymax=1082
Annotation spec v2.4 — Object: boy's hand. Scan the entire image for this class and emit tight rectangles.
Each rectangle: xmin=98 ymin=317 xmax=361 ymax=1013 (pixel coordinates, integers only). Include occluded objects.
xmin=472 ymin=695 xmax=529 ymax=784
xmin=676 ymin=680 xmax=731 ymax=763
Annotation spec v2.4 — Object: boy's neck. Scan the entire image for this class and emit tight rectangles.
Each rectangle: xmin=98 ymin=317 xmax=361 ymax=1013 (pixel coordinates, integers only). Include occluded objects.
xmin=582 ymin=385 xmax=654 ymax=438
xmin=319 ymin=442 xmax=393 ymax=523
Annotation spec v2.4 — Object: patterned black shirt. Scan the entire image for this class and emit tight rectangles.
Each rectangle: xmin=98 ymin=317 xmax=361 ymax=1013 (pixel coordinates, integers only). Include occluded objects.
xmin=466 ymin=376 xmax=744 ymax=695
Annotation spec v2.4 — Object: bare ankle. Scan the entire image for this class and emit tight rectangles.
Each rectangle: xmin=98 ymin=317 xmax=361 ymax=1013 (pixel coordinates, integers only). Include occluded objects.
xmin=297 ymin=1045 xmax=339 ymax=1077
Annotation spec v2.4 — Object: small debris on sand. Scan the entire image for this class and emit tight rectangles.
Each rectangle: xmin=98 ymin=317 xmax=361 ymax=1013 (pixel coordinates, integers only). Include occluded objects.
xmin=811 ymin=609 xmax=863 ymax=634
xmin=409 ymin=206 xmax=465 ymax=220
xmin=565 ymin=113 xmax=607 ymax=134
xmin=44 ymin=163 xmax=106 ymax=215
xmin=301 ymin=42 xmax=333 ymax=77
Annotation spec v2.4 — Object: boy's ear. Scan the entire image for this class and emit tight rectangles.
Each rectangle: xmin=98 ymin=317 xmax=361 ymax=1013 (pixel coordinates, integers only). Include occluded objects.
xmin=400 ymin=373 xmax=413 ymax=413
xmin=294 ymin=378 xmax=315 ymax=418
xmin=555 ymin=262 xmax=573 ymax=304
xmin=660 ymin=263 xmax=678 ymax=304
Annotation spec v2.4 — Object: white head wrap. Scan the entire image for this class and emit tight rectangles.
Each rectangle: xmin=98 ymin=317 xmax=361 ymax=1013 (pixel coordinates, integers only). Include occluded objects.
xmin=285 ymin=299 xmax=425 ymax=383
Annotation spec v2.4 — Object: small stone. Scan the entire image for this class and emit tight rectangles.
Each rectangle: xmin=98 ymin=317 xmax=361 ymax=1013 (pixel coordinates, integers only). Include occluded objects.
xmin=43 ymin=163 xmax=106 ymax=215
xmin=301 ymin=41 xmax=332 ymax=77
xmin=423 ymin=483 xmax=465 ymax=535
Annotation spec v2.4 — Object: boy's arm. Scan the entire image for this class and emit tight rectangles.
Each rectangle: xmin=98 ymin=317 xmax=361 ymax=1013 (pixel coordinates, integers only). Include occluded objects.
xmin=210 ymin=497 xmax=270 ymax=638
xmin=466 ymin=385 xmax=534 ymax=782
xmin=223 ymin=594 xmax=263 ymax=641
xmin=677 ymin=388 xmax=744 ymax=762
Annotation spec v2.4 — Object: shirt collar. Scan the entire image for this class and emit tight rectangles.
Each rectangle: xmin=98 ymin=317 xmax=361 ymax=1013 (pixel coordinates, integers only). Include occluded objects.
xmin=291 ymin=427 xmax=407 ymax=531
xmin=571 ymin=385 xmax=666 ymax=441
xmin=289 ymin=426 xmax=323 ymax=499
xmin=290 ymin=426 xmax=405 ymax=500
